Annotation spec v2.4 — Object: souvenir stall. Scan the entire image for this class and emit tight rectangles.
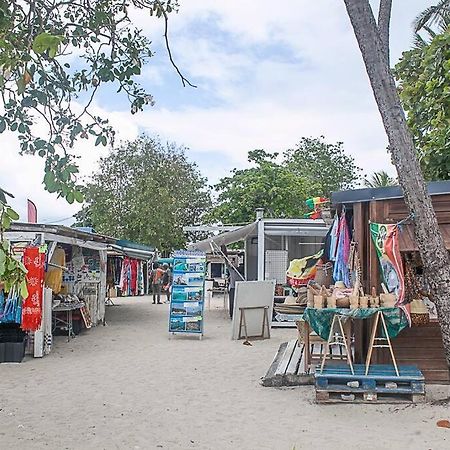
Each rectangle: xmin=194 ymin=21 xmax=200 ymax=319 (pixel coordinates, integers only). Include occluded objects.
xmin=3 ymin=223 xmax=112 ymax=360
xmin=330 ymin=181 xmax=450 ymax=384
xmin=263 ymin=181 xmax=450 ymax=397
xmin=300 ymin=182 xmax=449 ymax=385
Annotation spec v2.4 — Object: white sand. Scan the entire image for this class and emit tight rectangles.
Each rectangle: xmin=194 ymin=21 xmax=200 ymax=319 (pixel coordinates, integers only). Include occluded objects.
xmin=1 ymin=295 xmax=450 ymax=450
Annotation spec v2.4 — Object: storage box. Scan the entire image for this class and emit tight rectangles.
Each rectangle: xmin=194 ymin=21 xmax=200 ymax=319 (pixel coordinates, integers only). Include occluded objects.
xmin=0 ymin=340 xmax=26 ymax=363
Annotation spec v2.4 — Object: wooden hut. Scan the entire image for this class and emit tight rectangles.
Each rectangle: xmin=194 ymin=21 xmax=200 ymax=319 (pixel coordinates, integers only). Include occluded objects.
xmin=332 ymin=180 xmax=450 ymax=383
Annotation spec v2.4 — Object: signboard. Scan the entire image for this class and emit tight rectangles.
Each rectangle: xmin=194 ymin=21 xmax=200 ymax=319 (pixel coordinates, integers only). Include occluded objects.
xmin=169 ymin=251 xmax=206 ymax=336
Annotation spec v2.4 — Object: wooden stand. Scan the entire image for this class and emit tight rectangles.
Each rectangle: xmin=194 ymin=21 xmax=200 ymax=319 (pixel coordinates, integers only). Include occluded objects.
xmin=365 ymin=311 xmax=399 ymax=376
xmin=238 ymin=306 xmax=270 ymax=341
xmin=320 ymin=315 xmax=354 ymax=375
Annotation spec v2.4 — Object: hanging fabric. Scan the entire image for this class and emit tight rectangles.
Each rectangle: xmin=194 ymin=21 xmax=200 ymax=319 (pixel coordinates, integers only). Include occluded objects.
xmin=333 ymin=211 xmax=351 ymax=287
xmin=369 ymin=222 xmax=409 ymax=324
xmin=0 ymin=287 xmax=22 ymax=324
xmin=22 ymin=246 xmax=46 ymax=331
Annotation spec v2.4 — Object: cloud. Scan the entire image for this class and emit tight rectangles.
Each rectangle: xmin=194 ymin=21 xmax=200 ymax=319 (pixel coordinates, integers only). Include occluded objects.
xmin=0 ymin=0 xmax=434 ymax=226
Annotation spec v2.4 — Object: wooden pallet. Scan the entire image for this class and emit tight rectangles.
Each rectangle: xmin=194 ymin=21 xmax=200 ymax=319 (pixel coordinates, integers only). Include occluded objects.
xmin=262 ymin=339 xmax=313 ymax=387
xmin=315 ymin=364 xmax=425 ymax=404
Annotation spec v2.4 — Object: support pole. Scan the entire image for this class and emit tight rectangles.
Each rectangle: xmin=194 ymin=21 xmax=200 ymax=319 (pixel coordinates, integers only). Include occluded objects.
xmin=256 ymin=208 xmax=265 ymax=281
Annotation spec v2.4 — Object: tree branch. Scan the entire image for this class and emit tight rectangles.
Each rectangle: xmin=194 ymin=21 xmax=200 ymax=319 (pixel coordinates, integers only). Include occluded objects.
xmin=155 ymin=1 xmax=197 ymax=88
xmin=377 ymin=0 xmax=392 ymax=66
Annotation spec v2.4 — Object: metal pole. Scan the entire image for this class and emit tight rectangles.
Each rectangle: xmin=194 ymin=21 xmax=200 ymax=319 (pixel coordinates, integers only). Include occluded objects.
xmin=256 ymin=209 xmax=265 ymax=281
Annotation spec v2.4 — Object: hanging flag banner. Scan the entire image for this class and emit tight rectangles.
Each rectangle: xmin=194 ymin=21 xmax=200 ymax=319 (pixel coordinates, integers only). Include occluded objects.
xmin=22 ymin=247 xmax=46 ymax=331
xmin=27 ymin=199 xmax=38 ymax=223
xmin=369 ymin=223 xmax=409 ymax=322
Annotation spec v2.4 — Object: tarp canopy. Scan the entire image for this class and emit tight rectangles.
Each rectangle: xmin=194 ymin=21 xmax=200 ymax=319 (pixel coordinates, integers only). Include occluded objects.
xmin=188 ymin=221 xmax=258 ymax=252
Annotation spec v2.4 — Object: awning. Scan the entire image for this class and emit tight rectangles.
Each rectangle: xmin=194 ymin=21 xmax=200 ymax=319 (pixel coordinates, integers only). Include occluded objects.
xmin=188 ymin=221 xmax=258 ymax=252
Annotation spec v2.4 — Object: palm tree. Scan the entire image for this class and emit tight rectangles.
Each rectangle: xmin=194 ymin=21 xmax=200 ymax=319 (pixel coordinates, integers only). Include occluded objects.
xmin=413 ymin=0 xmax=450 ymax=48
xmin=364 ymin=171 xmax=397 ymax=188
xmin=414 ymin=0 xmax=450 ymax=32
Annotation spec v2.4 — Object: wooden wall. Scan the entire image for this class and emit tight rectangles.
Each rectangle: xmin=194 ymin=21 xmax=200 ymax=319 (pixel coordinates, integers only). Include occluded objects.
xmin=350 ymin=193 xmax=450 ymax=383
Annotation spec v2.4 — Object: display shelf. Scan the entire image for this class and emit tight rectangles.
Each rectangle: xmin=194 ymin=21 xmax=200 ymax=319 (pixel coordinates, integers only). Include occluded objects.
xmin=169 ymin=252 xmax=206 ymax=336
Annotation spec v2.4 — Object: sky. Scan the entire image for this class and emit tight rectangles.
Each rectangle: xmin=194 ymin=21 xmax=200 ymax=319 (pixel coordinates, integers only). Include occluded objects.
xmin=0 ymin=0 xmax=434 ymax=225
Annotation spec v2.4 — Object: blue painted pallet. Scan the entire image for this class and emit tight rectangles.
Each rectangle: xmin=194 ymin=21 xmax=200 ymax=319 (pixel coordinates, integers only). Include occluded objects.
xmin=315 ymin=364 xmax=425 ymax=394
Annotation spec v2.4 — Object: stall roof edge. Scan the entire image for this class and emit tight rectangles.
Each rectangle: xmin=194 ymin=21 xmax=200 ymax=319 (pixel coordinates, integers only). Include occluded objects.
xmin=8 ymin=222 xmax=116 ymax=243
xmin=331 ymin=180 xmax=450 ymax=205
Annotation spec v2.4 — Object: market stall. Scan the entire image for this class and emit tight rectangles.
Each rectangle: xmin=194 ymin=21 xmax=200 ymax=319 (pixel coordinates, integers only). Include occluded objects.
xmin=263 ymin=181 xmax=450 ymax=394
xmin=1 ymin=223 xmax=113 ymax=360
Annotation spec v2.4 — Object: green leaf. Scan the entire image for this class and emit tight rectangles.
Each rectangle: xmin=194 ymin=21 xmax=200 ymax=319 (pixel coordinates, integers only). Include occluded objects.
xmin=32 ymin=33 xmax=63 ymax=58
xmin=66 ymin=192 xmax=75 ymax=204
xmin=20 ymin=280 xmax=29 ymax=299
xmin=5 ymin=207 xmax=19 ymax=220
xmin=73 ymin=190 xmax=84 ymax=203
xmin=2 ymin=214 xmax=11 ymax=229
xmin=95 ymin=135 xmax=102 ymax=146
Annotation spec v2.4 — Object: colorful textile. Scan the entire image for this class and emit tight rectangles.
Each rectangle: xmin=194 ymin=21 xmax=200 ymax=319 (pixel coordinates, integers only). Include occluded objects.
xmin=0 ymin=289 xmax=23 ymax=324
xmin=286 ymin=250 xmax=323 ymax=287
xmin=45 ymin=247 xmax=65 ymax=294
xmin=22 ymin=247 xmax=46 ymax=331
xmin=302 ymin=307 xmax=408 ymax=340
xmin=333 ymin=213 xmax=351 ymax=287
xmin=369 ymin=223 xmax=409 ymax=323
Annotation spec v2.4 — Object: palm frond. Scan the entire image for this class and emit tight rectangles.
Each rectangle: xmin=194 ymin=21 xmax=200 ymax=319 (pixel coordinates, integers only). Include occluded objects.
xmin=413 ymin=0 xmax=450 ymax=32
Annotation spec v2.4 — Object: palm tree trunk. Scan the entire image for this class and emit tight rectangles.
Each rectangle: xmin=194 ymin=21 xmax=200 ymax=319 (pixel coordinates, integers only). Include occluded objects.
xmin=343 ymin=0 xmax=450 ymax=364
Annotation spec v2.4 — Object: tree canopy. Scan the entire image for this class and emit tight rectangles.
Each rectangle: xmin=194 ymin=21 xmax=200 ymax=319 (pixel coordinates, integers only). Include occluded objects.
xmin=394 ymin=27 xmax=450 ymax=180
xmin=75 ymin=135 xmax=210 ymax=251
xmin=210 ymin=137 xmax=361 ymax=224
xmin=0 ymin=0 xmax=185 ymax=202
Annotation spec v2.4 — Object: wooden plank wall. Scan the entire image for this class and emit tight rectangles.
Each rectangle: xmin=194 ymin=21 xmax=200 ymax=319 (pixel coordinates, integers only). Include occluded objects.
xmin=375 ymin=321 xmax=450 ymax=384
xmin=351 ymin=193 xmax=450 ymax=383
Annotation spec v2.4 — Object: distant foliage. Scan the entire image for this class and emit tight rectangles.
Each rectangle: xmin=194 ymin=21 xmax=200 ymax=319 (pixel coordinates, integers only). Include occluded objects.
xmin=210 ymin=137 xmax=361 ymax=224
xmin=394 ymin=28 xmax=450 ymax=180
xmin=75 ymin=136 xmax=211 ymax=251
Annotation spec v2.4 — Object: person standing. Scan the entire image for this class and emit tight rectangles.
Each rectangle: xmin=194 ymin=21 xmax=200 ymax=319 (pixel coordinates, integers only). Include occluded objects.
xmin=162 ymin=263 xmax=172 ymax=304
xmin=151 ymin=263 xmax=164 ymax=304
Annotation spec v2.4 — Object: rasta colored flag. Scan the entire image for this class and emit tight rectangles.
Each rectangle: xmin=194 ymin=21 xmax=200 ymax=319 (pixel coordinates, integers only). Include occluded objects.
xmin=370 ymin=223 xmax=410 ymax=322
xmin=304 ymin=197 xmax=329 ymax=219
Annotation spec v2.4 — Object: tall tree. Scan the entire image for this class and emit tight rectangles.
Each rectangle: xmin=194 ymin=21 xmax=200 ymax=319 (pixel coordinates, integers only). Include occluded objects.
xmin=0 ymin=1 xmax=190 ymax=201
xmin=210 ymin=150 xmax=317 ymax=224
xmin=394 ymin=29 xmax=450 ymax=180
xmin=76 ymin=135 xmax=211 ymax=251
xmin=343 ymin=0 xmax=450 ymax=362
xmin=285 ymin=137 xmax=362 ymax=197
xmin=210 ymin=139 xmax=361 ymax=224
xmin=364 ymin=170 xmax=397 ymax=188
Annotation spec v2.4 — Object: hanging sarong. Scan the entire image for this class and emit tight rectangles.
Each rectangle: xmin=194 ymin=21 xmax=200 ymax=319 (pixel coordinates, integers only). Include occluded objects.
xmin=333 ymin=213 xmax=351 ymax=287
xmin=22 ymin=247 xmax=46 ymax=331
xmin=370 ymin=222 xmax=409 ymax=323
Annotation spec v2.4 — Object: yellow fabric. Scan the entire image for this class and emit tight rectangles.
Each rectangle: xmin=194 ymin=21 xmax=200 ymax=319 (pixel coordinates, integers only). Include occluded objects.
xmin=45 ymin=248 xmax=65 ymax=294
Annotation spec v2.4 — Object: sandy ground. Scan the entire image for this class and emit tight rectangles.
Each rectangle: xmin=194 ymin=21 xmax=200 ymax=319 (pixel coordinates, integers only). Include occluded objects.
xmin=1 ymin=295 xmax=450 ymax=450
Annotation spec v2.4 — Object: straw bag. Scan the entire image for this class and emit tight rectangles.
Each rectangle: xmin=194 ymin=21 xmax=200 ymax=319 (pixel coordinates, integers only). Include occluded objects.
xmin=314 ymin=262 xmax=333 ymax=288
xmin=410 ymin=299 xmax=430 ymax=326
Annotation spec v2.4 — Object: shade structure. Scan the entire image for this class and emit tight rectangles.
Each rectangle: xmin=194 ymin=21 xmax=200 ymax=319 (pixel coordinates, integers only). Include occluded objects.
xmin=188 ymin=221 xmax=258 ymax=252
